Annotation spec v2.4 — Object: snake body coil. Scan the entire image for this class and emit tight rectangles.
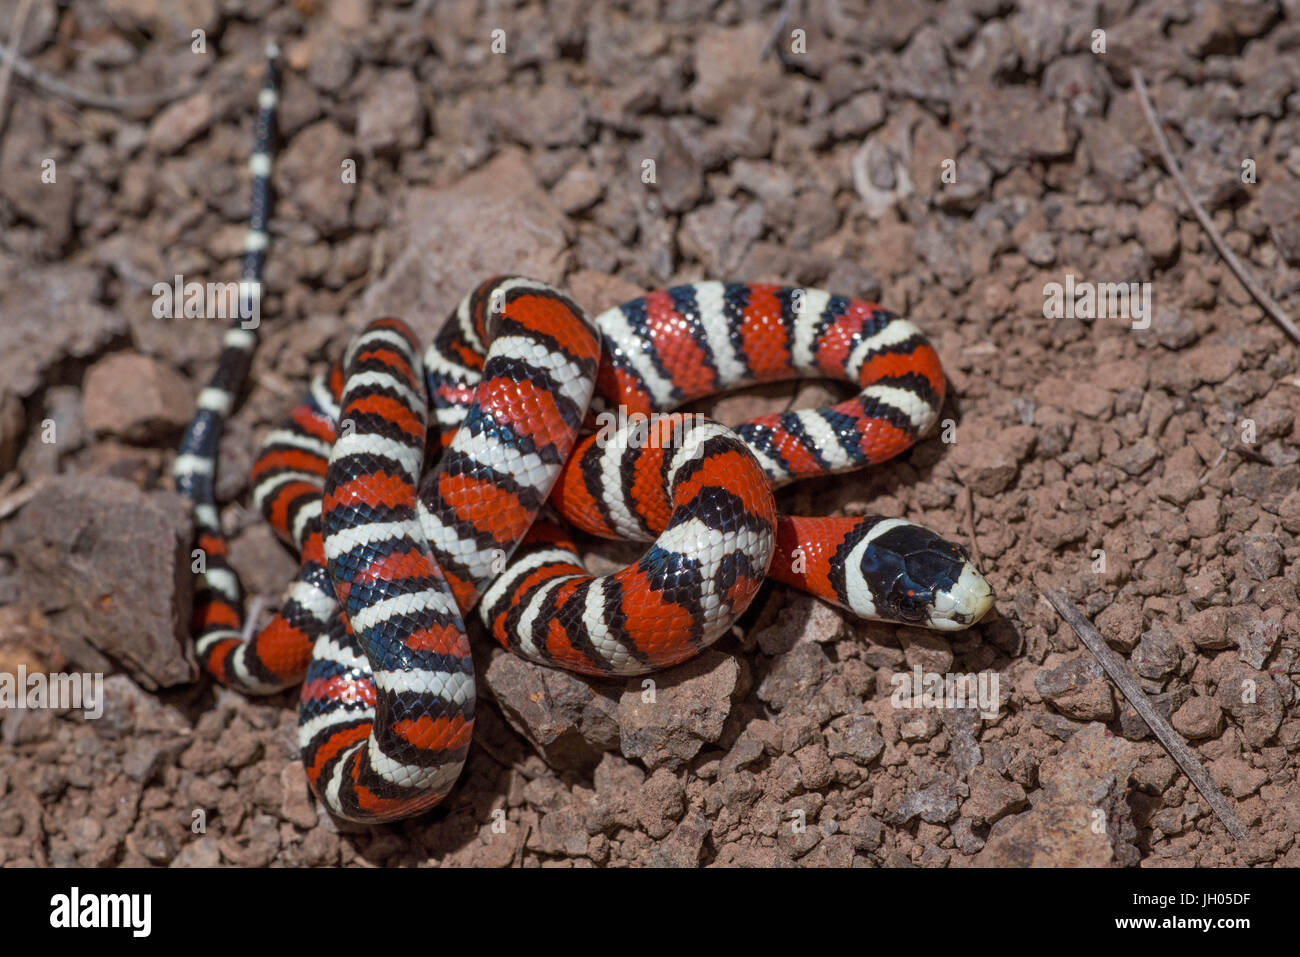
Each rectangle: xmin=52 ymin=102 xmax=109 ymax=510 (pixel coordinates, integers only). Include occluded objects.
xmin=174 ymin=53 xmax=993 ymax=822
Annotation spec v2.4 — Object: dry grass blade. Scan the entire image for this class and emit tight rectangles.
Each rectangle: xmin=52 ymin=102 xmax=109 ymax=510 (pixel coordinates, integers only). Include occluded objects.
xmin=0 ymin=0 xmax=35 ymax=139
xmin=959 ymin=483 xmax=984 ymax=569
xmin=0 ymin=476 xmax=41 ymax=520
xmin=0 ymin=42 xmax=198 ymax=112
xmin=759 ymin=0 xmax=798 ymax=62
xmin=1042 ymin=587 xmax=1249 ymax=843
xmin=1131 ymin=67 xmax=1300 ymax=346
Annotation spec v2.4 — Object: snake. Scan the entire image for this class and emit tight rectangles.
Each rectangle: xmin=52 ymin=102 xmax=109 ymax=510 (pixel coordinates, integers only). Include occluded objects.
xmin=174 ymin=48 xmax=994 ymax=823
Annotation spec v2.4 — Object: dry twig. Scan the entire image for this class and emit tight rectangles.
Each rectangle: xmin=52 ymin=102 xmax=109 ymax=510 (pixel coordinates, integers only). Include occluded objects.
xmin=0 ymin=476 xmax=41 ymax=520
xmin=959 ymin=483 xmax=983 ymax=569
xmin=759 ymin=0 xmax=798 ymax=62
xmin=1131 ymin=67 xmax=1300 ymax=347
xmin=0 ymin=42 xmax=198 ymax=112
xmin=0 ymin=0 xmax=35 ymax=138
xmin=513 ymin=824 xmax=531 ymax=867
xmin=1042 ymin=587 xmax=1248 ymax=843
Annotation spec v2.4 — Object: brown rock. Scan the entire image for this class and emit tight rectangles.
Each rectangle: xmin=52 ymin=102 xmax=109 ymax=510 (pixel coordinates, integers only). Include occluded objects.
xmin=1153 ymin=446 xmax=1202 ymax=504
xmin=1280 ymin=490 xmax=1300 ymax=534
xmin=1131 ymin=625 xmax=1182 ymax=681
xmin=276 ymin=120 xmax=357 ymax=236
xmin=794 ymin=742 xmax=833 ymax=789
xmin=529 ymin=804 xmax=588 ymax=857
xmin=1259 ymin=180 xmax=1300 ymax=265
xmin=102 ymin=0 xmax=220 ymax=38
xmin=278 ymin=763 xmax=318 ymax=829
xmin=618 ymin=651 xmax=741 ymax=770
xmin=963 ymin=766 xmax=1027 ymax=826
xmin=1214 ymin=660 xmax=1284 ymax=748
xmin=1081 ymin=115 xmax=1144 ymax=184
xmin=1034 ymin=378 xmax=1114 ymax=419
xmin=1239 ymin=533 xmax=1284 ymax=582
xmin=1110 ymin=438 xmax=1161 ymax=476
xmin=0 ymin=477 xmax=196 ymax=689
xmin=831 ymin=91 xmax=886 ymax=138
xmin=1092 ymin=359 xmax=1150 ymax=393
xmin=824 ymin=714 xmax=885 ymax=766
xmin=963 ymin=87 xmax=1074 ymax=172
xmin=565 ymin=271 xmax=645 ymax=316
xmin=650 ymin=808 xmax=710 ymax=867
xmin=171 ymin=836 xmax=221 ymax=868
xmin=635 ymin=767 xmax=685 ymax=839
xmin=752 ymin=593 xmax=848 ymax=655
xmin=1136 ymin=203 xmax=1180 ymax=265
xmin=0 ymin=606 xmax=60 ymax=686
xmin=890 ymin=26 xmax=954 ymax=105
xmin=949 ymin=439 xmax=1019 ymax=495
xmin=1231 ymin=462 xmax=1299 ymax=513
xmin=83 ymin=352 xmax=194 ymax=442
xmin=1035 ymin=658 xmax=1115 ymax=721
xmin=480 ymin=646 xmax=619 ymax=773
xmin=756 ymin=643 xmax=831 ymax=713
xmin=679 ymin=198 xmax=763 ymax=276
xmin=147 ymin=93 xmax=213 ymax=154
xmin=1095 ymin=599 xmax=1143 ymax=652
xmin=893 ymin=773 xmax=963 ymax=825
xmin=550 ymin=161 xmax=603 ymax=214
xmin=299 ymin=29 xmax=355 ymax=93
xmin=1185 ymin=497 xmax=1222 ymax=537
xmin=1182 ymin=605 xmax=1252 ymax=650
xmin=0 ymin=264 xmax=126 ymax=399
xmin=1171 ymin=695 xmax=1224 ymax=740
xmin=973 ymin=724 xmax=1139 ymax=867
xmin=355 ymin=150 xmax=570 ymax=342
xmin=899 ymin=628 xmax=955 ymax=673
xmin=494 ymin=86 xmax=587 ymax=148
xmin=1183 ymin=342 xmax=1244 ymax=384
xmin=1209 ymin=756 xmax=1267 ymax=800
xmin=690 ymin=23 xmax=775 ymax=120
xmin=227 ymin=523 xmax=299 ymax=599
xmin=356 ymin=70 xmax=424 ymax=154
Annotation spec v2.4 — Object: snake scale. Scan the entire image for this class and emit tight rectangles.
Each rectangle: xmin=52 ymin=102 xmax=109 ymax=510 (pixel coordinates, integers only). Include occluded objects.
xmin=174 ymin=48 xmax=993 ymax=822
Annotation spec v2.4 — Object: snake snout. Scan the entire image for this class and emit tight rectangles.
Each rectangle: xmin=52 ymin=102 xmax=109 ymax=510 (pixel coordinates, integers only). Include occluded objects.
xmin=926 ymin=561 xmax=994 ymax=631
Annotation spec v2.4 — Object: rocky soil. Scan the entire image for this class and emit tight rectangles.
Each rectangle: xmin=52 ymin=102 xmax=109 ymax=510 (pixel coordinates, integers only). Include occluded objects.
xmin=1 ymin=0 xmax=1298 ymax=867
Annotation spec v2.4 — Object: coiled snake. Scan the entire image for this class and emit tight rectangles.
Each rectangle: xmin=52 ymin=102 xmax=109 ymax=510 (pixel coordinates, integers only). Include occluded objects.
xmin=174 ymin=49 xmax=993 ymax=822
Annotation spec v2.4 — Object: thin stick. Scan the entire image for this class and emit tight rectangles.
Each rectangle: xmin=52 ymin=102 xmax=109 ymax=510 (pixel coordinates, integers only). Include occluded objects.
xmin=1042 ymin=587 xmax=1249 ymax=843
xmin=0 ymin=477 xmax=41 ymax=520
xmin=513 ymin=823 xmax=531 ymax=867
xmin=759 ymin=0 xmax=797 ymax=62
xmin=0 ymin=0 xmax=35 ymax=137
xmin=238 ymin=594 xmax=266 ymax=643
xmin=0 ymin=43 xmax=198 ymax=112
xmin=1131 ymin=68 xmax=1300 ymax=346
xmin=1198 ymin=446 xmax=1228 ymax=486
xmin=959 ymin=483 xmax=983 ymax=569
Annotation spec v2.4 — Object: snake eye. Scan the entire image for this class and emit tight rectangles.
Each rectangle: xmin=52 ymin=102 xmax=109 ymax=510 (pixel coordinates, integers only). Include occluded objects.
xmin=893 ymin=592 xmax=929 ymax=623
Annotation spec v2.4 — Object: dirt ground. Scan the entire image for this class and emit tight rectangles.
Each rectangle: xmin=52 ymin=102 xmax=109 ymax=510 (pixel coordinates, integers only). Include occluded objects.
xmin=0 ymin=0 xmax=1298 ymax=868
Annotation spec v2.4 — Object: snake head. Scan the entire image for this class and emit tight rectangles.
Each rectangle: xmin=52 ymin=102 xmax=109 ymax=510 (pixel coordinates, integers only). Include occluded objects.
xmin=848 ymin=520 xmax=994 ymax=631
